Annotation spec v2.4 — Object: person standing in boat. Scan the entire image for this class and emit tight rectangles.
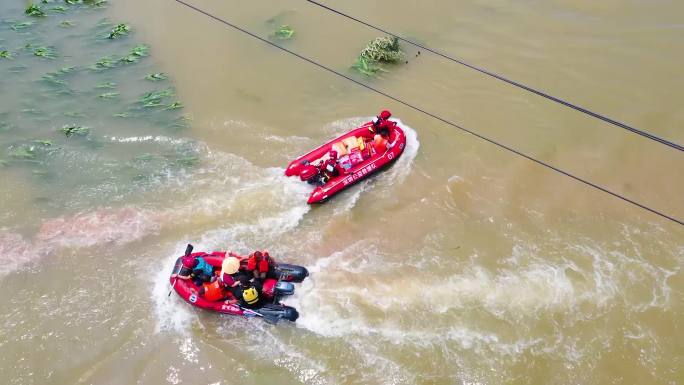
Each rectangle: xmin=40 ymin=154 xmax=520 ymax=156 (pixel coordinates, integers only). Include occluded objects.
xmin=369 ymin=110 xmax=396 ymax=138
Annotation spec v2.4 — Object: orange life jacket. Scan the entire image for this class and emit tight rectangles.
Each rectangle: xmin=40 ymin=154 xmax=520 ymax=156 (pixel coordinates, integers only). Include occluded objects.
xmin=201 ymin=280 xmax=225 ymax=302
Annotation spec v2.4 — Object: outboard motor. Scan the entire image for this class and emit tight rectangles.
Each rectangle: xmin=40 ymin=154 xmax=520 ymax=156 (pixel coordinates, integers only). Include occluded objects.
xmin=273 ymin=281 xmax=295 ymax=296
xmin=299 ymin=164 xmax=320 ymax=185
xmin=257 ymin=304 xmax=299 ymax=322
xmin=274 ymin=263 xmax=309 ymax=283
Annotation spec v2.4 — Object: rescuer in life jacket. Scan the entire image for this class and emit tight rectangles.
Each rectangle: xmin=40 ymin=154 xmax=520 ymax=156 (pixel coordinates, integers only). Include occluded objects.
xmin=319 ymin=150 xmax=343 ymax=184
xmin=368 ymin=109 xmax=396 ymax=139
xmin=237 ymin=276 xmax=262 ymax=309
xmin=172 ymin=254 xmax=215 ymax=287
xmin=246 ymin=250 xmax=273 ymax=284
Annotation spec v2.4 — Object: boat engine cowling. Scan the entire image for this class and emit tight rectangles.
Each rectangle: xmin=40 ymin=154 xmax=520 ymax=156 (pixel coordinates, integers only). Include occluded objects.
xmin=274 ymin=263 xmax=309 ymax=283
xmin=299 ymin=164 xmax=320 ymax=183
xmin=273 ymin=281 xmax=295 ymax=296
xmin=257 ymin=304 xmax=299 ymax=322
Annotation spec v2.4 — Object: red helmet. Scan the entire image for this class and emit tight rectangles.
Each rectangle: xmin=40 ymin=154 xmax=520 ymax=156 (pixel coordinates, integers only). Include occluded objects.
xmin=181 ymin=256 xmax=195 ymax=268
xmin=329 ymin=150 xmax=338 ymax=159
xmin=379 ymin=110 xmax=391 ymax=119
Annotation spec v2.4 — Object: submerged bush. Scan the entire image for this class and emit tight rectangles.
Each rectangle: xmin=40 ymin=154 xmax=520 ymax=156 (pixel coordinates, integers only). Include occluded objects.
xmin=352 ymin=36 xmax=405 ymax=76
xmin=359 ymin=36 xmax=404 ymax=63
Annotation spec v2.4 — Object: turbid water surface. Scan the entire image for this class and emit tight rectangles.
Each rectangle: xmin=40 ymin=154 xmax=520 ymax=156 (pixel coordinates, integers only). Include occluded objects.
xmin=0 ymin=1 xmax=682 ymax=384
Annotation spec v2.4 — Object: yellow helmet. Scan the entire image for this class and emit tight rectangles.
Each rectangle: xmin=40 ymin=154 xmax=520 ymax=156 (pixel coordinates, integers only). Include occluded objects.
xmin=243 ymin=287 xmax=259 ymax=305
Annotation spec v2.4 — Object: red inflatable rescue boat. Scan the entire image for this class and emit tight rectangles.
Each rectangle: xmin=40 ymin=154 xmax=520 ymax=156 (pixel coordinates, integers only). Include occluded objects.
xmin=169 ymin=246 xmax=308 ymax=323
xmin=285 ymin=115 xmax=407 ymax=203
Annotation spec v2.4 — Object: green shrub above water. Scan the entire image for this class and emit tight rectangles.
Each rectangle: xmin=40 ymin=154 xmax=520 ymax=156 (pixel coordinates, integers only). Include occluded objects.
xmin=351 ymin=36 xmax=405 ymax=77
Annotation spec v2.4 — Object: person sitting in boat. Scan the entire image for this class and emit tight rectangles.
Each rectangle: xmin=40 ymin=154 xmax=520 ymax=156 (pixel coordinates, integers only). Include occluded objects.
xmin=246 ymin=250 xmax=272 ymax=283
xmin=197 ymin=256 xmax=242 ymax=302
xmin=319 ymin=150 xmax=343 ymax=184
xmin=368 ymin=110 xmax=396 ymax=139
xmin=219 ymin=256 xmax=243 ymax=290
xmin=173 ymin=254 xmax=215 ymax=287
xmin=237 ymin=276 xmax=262 ymax=309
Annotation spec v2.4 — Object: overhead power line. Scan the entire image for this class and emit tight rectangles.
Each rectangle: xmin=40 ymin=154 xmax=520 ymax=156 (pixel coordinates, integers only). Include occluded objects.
xmin=305 ymin=0 xmax=684 ymax=153
xmin=171 ymin=0 xmax=683 ymax=227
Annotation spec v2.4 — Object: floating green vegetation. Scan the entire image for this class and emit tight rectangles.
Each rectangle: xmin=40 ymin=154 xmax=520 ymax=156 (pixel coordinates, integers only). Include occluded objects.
xmin=133 ymin=153 xmax=155 ymax=162
xmin=145 ymin=72 xmax=167 ymax=81
xmin=120 ymin=44 xmax=148 ymax=63
xmin=359 ymin=36 xmax=404 ymax=63
xmin=59 ymin=20 xmax=75 ymax=27
xmin=351 ymin=56 xmax=387 ymax=77
xmin=41 ymin=73 xmax=67 ymax=86
xmin=0 ymin=50 xmax=13 ymax=59
xmin=32 ymin=139 xmax=52 ymax=146
xmin=51 ymin=5 xmax=68 ymax=13
xmin=9 ymin=65 xmax=29 ymax=73
xmin=90 ymin=55 xmax=117 ymax=70
xmin=174 ymin=155 xmax=199 ymax=167
xmin=29 ymin=45 xmax=57 ymax=59
xmin=273 ymin=25 xmax=294 ymax=40
xmin=139 ymin=88 xmax=174 ymax=108
xmin=98 ymin=92 xmax=119 ymax=99
xmin=21 ymin=108 xmax=45 ymax=115
xmin=32 ymin=169 xmax=50 ymax=178
xmin=61 ymin=125 xmax=90 ymax=137
xmin=85 ymin=0 xmax=108 ymax=7
xmin=113 ymin=112 xmax=131 ymax=118
xmin=11 ymin=21 xmax=35 ymax=31
xmin=351 ymin=36 xmax=404 ymax=76
xmin=63 ymin=111 xmax=85 ymax=117
xmin=65 ymin=0 xmax=79 ymax=4
xmin=9 ymin=145 xmax=38 ymax=160
xmin=168 ymin=115 xmax=191 ymax=130
xmin=57 ymin=66 xmax=77 ymax=74
xmin=165 ymin=102 xmax=183 ymax=110
xmin=95 ymin=81 xmax=116 ymax=89
xmin=26 ymin=4 xmax=47 ymax=17
xmin=108 ymin=23 xmax=130 ymax=39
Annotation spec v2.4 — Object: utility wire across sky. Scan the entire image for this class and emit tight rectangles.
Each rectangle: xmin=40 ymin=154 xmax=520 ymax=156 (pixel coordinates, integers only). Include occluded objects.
xmin=171 ymin=0 xmax=683 ymax=227
xmin=305 ymin=0 xmax=684 ymax=153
